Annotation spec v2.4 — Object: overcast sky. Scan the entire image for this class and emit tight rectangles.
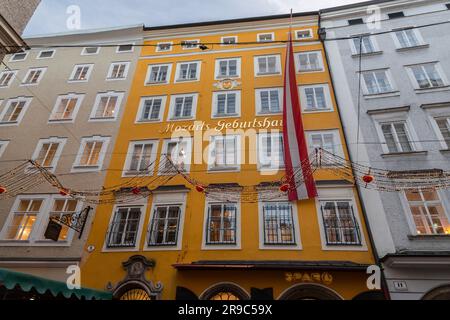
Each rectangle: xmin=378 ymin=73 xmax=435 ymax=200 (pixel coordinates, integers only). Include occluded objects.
xmin=23 ymin=0 xmax=368 ymax=36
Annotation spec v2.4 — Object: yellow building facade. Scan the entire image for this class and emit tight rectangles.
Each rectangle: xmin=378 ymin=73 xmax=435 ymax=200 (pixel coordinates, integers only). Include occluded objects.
xmin=80 ymin=13 xmax=378 ymax=300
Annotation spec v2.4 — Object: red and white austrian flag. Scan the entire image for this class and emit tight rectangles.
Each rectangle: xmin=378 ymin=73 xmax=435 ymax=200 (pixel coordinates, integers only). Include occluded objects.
xmin=282 ymin=34 xmax=318 ymax=201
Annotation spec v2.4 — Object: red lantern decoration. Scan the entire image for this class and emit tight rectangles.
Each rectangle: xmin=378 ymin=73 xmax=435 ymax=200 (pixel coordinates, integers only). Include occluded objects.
xmin=59 ymin=188 xmax=69 ymax=196
xmin=279 ymin=184 xmax=290 ymax=192
xmin=132 ymin=187 xmax=141 ymax=195
xmin=196 ymin=185 xmax=205 ymax=193
xmin=362 ymin=175 xmax=374 ymax=184
xmin=0 ymin=186 xmax=6 ymax=194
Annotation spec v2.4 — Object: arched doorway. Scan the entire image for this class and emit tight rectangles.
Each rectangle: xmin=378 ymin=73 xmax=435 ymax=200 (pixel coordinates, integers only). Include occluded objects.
xmin=422 ymin=285 xmax=450 ymax=300
xmin=114 ymin=283 xmax=153 ymax=300
xmin=278 ymin=284 xmax=343 ymax=300
xmin=200 ymin=282 xmax=250 ymax=300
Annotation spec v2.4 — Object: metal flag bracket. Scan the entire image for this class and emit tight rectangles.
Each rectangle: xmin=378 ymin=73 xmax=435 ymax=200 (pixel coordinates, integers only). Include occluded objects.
xmin=44 ymin=206 xmax=93 ymax=241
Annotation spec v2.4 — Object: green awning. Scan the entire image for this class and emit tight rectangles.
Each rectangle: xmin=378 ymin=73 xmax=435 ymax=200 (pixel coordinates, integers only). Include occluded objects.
xmin=0 ymin=268 xmax=112 ymax=300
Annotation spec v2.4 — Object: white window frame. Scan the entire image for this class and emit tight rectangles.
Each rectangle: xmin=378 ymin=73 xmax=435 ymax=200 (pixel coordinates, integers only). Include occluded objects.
xmin=361 ymin=69 xmax=397 ymax=95
xmin=135 ymin=95 xmax=167 ymax=123
xmin=425 ymin=105 xmax=450 ymax=150
xmin=202 ymin=201 xmax=241 ymax=250
xmin=211 ymin=90 xmax=241 ymax=118
xmin=315 ymin=187 xmax=368 ymax=251
xmin=181 ymin=39 xmax=200 ymax=50
xmin=9 ymin=51 xmax=29 ymax=62
xmin=0 ymin=97 xmax=32 ymax=126
xmin=257 ymin=32 xmax=275 ymax=42
xmin=0 ymin=70 xmax=17 ymax=88
xmin=167 ymin=93 xmax=198 ymax=121
xmin=106 ymin=61 xmax=131 ymax=81
xmin=102 ymin=201 xmax=147 ymax=252
xmin=37 ymin=49 xmax=56 ymax=59
xmin=254 ymin=55 xmax=282 ymax=77
xmin=21 ymin=67 xmax=46 ymax=86
xmin=221 ymin=36 xmax=238 ymax=45
xmin=295 ymin=29 xmax=314 ymax=40
xmin=391 ymin=27 xmax=426 ymax=49
xmin=0 ymin=140 xmax=9 ymax=158
xmin=174 ymin=61 xmax=201 ymax=83
xmin=48 ymin=93 xmax=84 ymax=123
xmin=116 ymin=43 xmax=134 ymax=53
xmin=306 ymin=130 xmax=345 ymax=158
xmin=215 ymin=58 xmax=241 ymax=79
xmin=257 ymin=132 xmax=284 ymax=171
xmin=145 ymin=63 xmax=172 ymax=85
xmin=258 ymin=200 xmax=302 ymax=250
xmin=68 ymin=64 xmax=94 ymax=83
xmin=144 ymin=192 xmax=187 ymax=251
xmin=72 ymin=136 xmax=110 ymax=172
xmin=122 ymin=140 xmax=159 ymax=177
xmin=299 ymin=83 xmax=334 ymax=113
xmin=295 ymin=51 xmax=325 ymax=73
xmin=89 ymin=91 xmax=124 ymax=122
xmin=31 ymin=137 xmax=67 ymax=172
xmin=405 ymin=62 xmax=448 ymax=90
xmin=207 ymin=135 xmax=241 ymax=172
xmin=158 ymin=137 xmax=193 ymax=175
xmin=349 ymin=35 xmax=380 ymax=55
xmin=255 ymin=87 xmax=283 ymax=115
xmin=156 ymin=42 xmax=173 ymax=52
xmin=81 ymin=47 xmax=100 ymax=55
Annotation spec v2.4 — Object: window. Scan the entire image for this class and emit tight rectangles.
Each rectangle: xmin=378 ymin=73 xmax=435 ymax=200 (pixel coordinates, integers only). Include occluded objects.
xmin=351 ymin=35 xmax=377 ymax=54
xmin=320 ymin=201 xmax=362 ymax=246
xmin=3 ymin=198 xmax=43 ymax=241
xmin=405 ymin=189 xmax=450 ymax=235
xmin=380 ymin=122 xmax=414 ymax=153
xmin=117 ymin=44 xmax=134 ymax=53
xmin=212 ymin=91 xmax=240 ymax=118
xmin=81 ymin=47 xmax=99 ymax=55
xmin=156 ymin=42 xmax=172 ymax=52
xmin=221 ymin=36 xmax=237 ymax=45
xmin=168 ymin=94 xmax=198 ymax=120
xmin=0 ymin=70 xmax=16 ymax=88
xmin=297 ymin=51 xmax=324 ymax=72
xmin=446 ymin=3 xmax=450 ymax=9
xmin=69 ymin=64 xmax=93 ymax=82
xmin=296 ymin=29 xmax=313 ymax=39
xmin=175 ymin=61 xmax=200 ymax=82
xmin=205 ymin=203 xmax=237 ymax=245
xmin=388 ymin=12 xmax=405 ymax=19
xmin=73 ymin=136 xmax=110 ymax=170
xmin=148 ymin=205 xmax=181 ymax=246
xmin=31 ymin=137 xmax=66 ymax=171
xmin=394 ymin=29 xmax=423 ymax=49
xmin=159 ymin=138 xmax=192 ymax=174
xmin=435 ymin=117 xmax=450 ymax=149
xmin=209 ymin=135 xmax=240 ymax=171
xmin=215 ymin=58 xmax=240 ymax=79
xmin=37 ymin=50 xmax=55 ymax=59
xmin=49 ymin=94 xmax=83 ymax=122
xmin=300 ymin=84 xmax=332 ymax=111
xmin=362 ymin=70 xmax=394 ymax=94
xmin=255 ymin=88 xmax=282 ymax=114
xmin=107 ymin=207 xmax=142 ymax=248
xmin=257 ymin=33 xmax=274 ymax=42
xmin=22 ymin=67 xmax=46 ymax=85
xmin=0 ymin=141 xmax=8 ymax=158
xmin=146 ymin=64 xmax=171 ymax=84
xmin=255 ymin=55 xmax=281 ymax=75
xmin=348 ymin=18 xmax=364 ymax=25
xmin=407 ymin=63 xmax=446 ymax=89
xmin=307 ymin=130 xmax=343 ymax=157
xmin=43 ymin=199 xmax=78 ymax=241
xmin=137 ymin=96 xmax=166 ymax=122
xmin=258 ymin=133 xmax=284 ymax=170
xmin=124 ymin=140 xmax=158 ymax=175
xmin=0 ymin=97 xmax=31 ymax=125
xmin=90 ymin=92 xmax=124 ymax=120
xmin=181 ymin=40 xmax=199 ymax=49
xmin=107 ymin=62 xmax=130 ymax=80
xmin=262 ymin=202 xmax=296 ymax=245
xmin=9 ymin=51 xmax=28 ymax=62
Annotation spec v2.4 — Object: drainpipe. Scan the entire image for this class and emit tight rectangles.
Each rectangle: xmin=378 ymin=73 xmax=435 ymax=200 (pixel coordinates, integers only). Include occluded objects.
xmin=317 ymin=12 xmax=391 ymax=300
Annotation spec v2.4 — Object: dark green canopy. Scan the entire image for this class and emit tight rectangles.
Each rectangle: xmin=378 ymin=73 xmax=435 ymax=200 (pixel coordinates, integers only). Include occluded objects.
xmin=0 ymin=268 xmax=112 ymax=300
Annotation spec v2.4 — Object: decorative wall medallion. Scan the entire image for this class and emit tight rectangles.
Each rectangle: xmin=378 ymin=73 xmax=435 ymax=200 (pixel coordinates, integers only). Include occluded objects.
xmin=213 ymin=78 xmax=241 ymax=90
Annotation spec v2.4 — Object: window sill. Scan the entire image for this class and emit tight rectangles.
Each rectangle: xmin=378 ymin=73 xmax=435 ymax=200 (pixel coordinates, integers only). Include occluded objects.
xmin=212 ymin=113 xmax=240 ymax=119
xmin=89 ymin=117 xmax=116 ymax=121
xmin=0 ymin=121 xmax=18 ymax=126
xmin=298 ymin=68 xmax=325 ymax=73
xmin=106 ymin=77 xmax=126 ymax=81
xmin=303 ymin=108 xmax=333 ymax=113
xmin=48 ymin=118 xmax=73 ymax=123
xmin=145 ymin=81 xmax=168 ymax=86
xmin=208 ymin=167 xmax=240 ymax=173
xmin=381 ymin=151 xmax=427 ymax=158
xmin=216 ymin=75 xmax=240 ymax=80
xmin=136 ymin=119 xmax=162 ymax=124
xmin=408 ymin=234 xmax=450 ymax=240
xmin=256 ymin=72 xmax=281 ymax=77
xmin=175 ymin=78 xmax=199 ymax=83
xmin=72 ymin=165 xmax=101 ymax=171
xmin=414 ymin=86 xmax=450 ymax=94
xmin=440 ymin=149 xmax=450 ymax=154
xmin=256 ymin=111 xmax=282 ymax=116
xmin=363 ymin=91 xmax=400 ymax=99
xmin=351 ymin=51 xmax=383 ymax=57
xmin=68 ymin=79 xmax=89 ymax=83
xmin=396 ymin=44 xmax=429 ymax=52
xmin=168 ymin=117 xmax=195 ymax=122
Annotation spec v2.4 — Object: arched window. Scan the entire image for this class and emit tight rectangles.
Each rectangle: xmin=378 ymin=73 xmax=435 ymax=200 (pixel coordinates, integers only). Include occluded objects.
xmin=278 ymin=284 xmax=342 ymax=300
xmin=422 ymin=285 xmax=450 ymax=300
xmin=119 ymin=288 xmax=152 ymax=300
xmin=200 ymin=283 xmax=250 ymax=300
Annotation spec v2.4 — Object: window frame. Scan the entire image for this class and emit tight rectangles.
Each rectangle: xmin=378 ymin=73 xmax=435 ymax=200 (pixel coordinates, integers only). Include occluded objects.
xmin=145 ymin=63 xmax=172 ymax=85
xmin=72 ymin=136 xmax=110 ymax=172
xmin=208 ymin=135 xmax=241 ymax=172
xmin=211 ymin=90 xmax=241 ymax=118
xmin=0 ymin=140 xmax=9 ymax=158
xmin=106 ymin=61 xmax=131 ymax=81
xmin=122 ymin=139 xmax=159 ymax=177
xmin=257 ymin=32 xmax=275 ymax=42
xmin=295 ymin=29 xmax=313 ymax=40
xmin=156 ymin=42 xmax=173 ymax=52
xmin=135 ymin=95 xmax=167 ymax=123
xmin=0 ymin=97 xmax=32 ymax=126
xmin=89 ymin=91 xmax=125 ymax=122
xmin=21 ymin=67 xmax=47 ymax=86
xmin=181 ymin=39 xmax=200 ymax=50
xmin=432 ymin=116 xmax=450 ymax=150
xmin=174 ymin=61 xmax=202 ymax=83
xmin=391 ymin=27 xmax=426 ymax=50
xmin=68 ymin=64 xmax=94 ymax=83
xmin=405 ymin=62 xmax=448 ymax=90
xmin=221 ymin=36 xmax=238 ymax=46
xmin=116 ymin=43 xmax=135 ymax=53
xmin=361 ymin=68 xmax=397 ymax=96
xmin=81 ymin=47 xmax=100 ymax=56
xmin=9 ymin=51 xmax=29 ymax=62
xmin=306 ymin=130 xmax=345 ymax=159
xmin=295 ymin=51 xmax=325 ymax=73
xmin=48 ymin=93 xmax=84 ymax=123
xmin=37 ymin=49 xmax=56 ymax=59
xmin=349 ymin=34 xmax=380 ymax=55
xmin=299 ymin=83 xmax=334 ymax=113
xmin=167 ymin=93 xmax=198 ymax=121
xmin=255 ymin=87 xmax=283 ymax=115
xmin=158 ymin=137 xmax=193 ymax=175
xmin=31 ymin=137 xmax=67 ymax=172
xmin=214 ymin=57 xmax=241 ymax=79
xmin=257 ymin=132 xmax=285 ymax=171
xmin=0 ymin=70 xmax=17 ymax=88
xmin=254 ymin=54 xmax=282 ymax=77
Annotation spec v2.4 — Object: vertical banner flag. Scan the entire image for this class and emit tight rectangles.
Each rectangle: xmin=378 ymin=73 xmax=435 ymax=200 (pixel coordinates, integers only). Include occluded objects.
xmin=282 ymin=33 xmax=318 ymax=201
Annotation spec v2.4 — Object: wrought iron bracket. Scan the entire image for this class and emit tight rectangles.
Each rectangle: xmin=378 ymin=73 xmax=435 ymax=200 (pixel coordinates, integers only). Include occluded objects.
xmin=51 ymin=206 xmax=92 ymax=239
